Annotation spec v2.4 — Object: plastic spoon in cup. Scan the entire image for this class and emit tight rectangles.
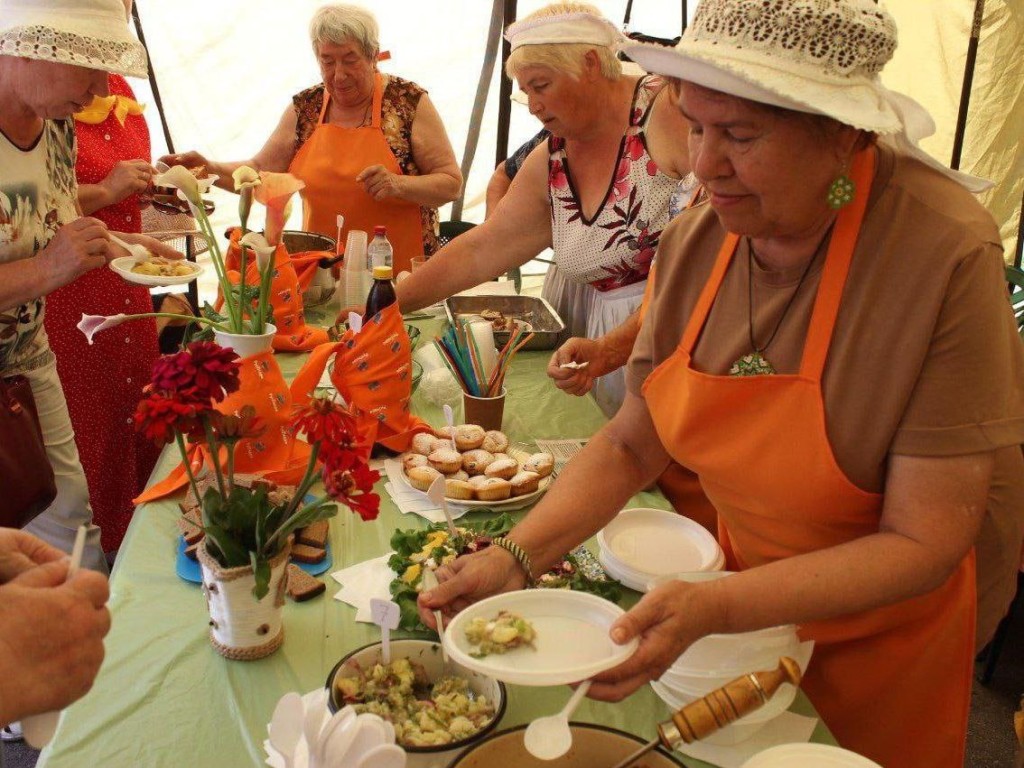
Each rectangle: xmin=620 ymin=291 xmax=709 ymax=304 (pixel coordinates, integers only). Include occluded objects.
xmin=302 ymin=688 xmax=328 ymax=766
xmin=442 ymin=403 xmax=458 ymax=451
xmin=426 ymin=475 xmax=459 ymax=538
xmin=357 ymin=743 xmax=405 ymax=768
xmin=523 ymin=680 xmax=593 ymax=760
xmin=317 ymin=708 xmax=359 ymax=767
xmin=21 ymin=526 xmax=88 ymax=750
xmin=420 ymin=568 xmax=450 ymax=667
xmin=346 ymin=714 xmax=388 ymax=764
xmin=267 ymin=692 xmax=305 ymax=768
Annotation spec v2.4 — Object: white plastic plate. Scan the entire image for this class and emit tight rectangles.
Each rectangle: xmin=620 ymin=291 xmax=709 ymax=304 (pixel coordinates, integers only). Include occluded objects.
xmin=109 ymin=255 xmax=202 ymax=286
xmin=442 ymin=589 xmax=637 ymax=686
xmin=597 ymin=508 xmax=721 ymax=578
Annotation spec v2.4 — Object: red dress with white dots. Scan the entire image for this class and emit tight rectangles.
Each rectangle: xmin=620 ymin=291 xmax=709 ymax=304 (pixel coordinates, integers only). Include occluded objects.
xmin=44 ymin=75 xmax=161 ymax=553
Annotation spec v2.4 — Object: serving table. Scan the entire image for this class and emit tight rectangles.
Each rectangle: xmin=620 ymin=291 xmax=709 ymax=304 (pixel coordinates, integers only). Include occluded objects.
xmin=38 ymin=313 xmax=836 ymax=768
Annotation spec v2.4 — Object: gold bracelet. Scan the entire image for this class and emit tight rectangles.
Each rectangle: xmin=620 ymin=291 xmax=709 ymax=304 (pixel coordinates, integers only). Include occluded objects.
xmin=492 ymin=536 xmax=536 ymax=587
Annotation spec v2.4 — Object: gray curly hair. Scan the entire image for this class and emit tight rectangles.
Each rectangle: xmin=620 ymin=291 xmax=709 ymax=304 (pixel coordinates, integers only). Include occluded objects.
xmin=309 ymin=4 xmax=380 ymax=59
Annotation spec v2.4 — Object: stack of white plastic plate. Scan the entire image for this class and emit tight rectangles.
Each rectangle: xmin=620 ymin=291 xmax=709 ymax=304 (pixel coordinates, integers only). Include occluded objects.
xmin=646 ymin=571 xmax=809 ymax=746
xmin=596 ymin=508 xmax=724 ymax=592
xmin=741 ymin=744 xmax=883 ymax=767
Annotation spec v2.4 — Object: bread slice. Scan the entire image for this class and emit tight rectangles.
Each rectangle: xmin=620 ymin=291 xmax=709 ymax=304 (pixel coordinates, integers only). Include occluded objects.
xmin=176 ymin=516 xmax=205 ymax=545
xmin=290 ymin=544 xmax=327 ymax=564
xmin=286 ymin=563 xmax=326 ymax=601
xmin=184 ymin=542 xmax=200 ymax=561
xmin=296 ymin=520 xmax=329 ymax=549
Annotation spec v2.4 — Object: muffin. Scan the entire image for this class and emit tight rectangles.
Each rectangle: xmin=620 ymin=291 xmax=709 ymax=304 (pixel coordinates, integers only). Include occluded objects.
xmin=481 ymin=430 xmax=509 ymax=454
xmin=462 ymin=449 xmax=495 ymax=476
xmin=509 ymin=470 xmax=541 ymax=496
xmin=467 ymin=475 xmax=490 ymax=490
xmin=412 ymin=432 xmax=441 ymax=456
xmin=402 ymin=453 xmax=429 ymax=472
xmin=407 ymin=465 xmax=442 ymax=491
xmin=433 ymin=424 xmax=457 ymax=441
xmin=427 ymin=448 xmax=463 ymax=474
xmin=491 ymin=452 xmax=511 ymax=463
xmin=444 ymin=478 xmax=475 ymax=500
xmin=474 ymin=477 xmax=512 ymax=502
xmin=523 ymin=452 xmax=555 ymax=478
xmin=454 ymin=424 xmax=486 ymax=451
xmin=449 ymin=469 xmax=470 ymax=482
xmin=484 ymin=458 xmax=519 ymax=481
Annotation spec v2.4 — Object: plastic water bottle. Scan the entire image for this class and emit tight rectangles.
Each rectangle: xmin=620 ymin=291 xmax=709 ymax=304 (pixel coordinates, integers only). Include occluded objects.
xmin=366 ymin=225 xmax=393 ymax=270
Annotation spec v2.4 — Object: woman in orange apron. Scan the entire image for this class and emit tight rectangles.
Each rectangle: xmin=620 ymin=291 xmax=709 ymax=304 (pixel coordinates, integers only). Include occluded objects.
xmin=161 ymin=5 xmax=460 ymax=273
xmin=418 ymin=3 xmax=1024 ymax=766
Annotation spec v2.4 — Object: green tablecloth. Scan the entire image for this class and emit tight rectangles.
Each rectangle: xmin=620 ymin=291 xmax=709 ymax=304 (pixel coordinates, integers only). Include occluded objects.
xmin=38 ymin=313 xmax=835 ymax=768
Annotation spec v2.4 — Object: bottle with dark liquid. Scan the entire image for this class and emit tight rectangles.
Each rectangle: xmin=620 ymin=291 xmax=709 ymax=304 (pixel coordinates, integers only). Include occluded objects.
xmin=364 ymin=265 xmax=396 ymax=322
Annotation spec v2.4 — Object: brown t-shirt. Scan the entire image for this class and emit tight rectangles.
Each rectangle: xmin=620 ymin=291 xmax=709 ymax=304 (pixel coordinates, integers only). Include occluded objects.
xmin=628 ymin=143 xmax=1024 ymax=645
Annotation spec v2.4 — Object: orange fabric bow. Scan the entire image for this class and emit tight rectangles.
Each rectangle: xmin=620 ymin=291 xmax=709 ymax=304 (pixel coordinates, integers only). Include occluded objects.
xmin=134 ymin=350 xmax=312 ymax=504
xmin=222 ymin=228 xmax=329 ymax=352
xmin=291 ymin=304 xmax=430 ymax=452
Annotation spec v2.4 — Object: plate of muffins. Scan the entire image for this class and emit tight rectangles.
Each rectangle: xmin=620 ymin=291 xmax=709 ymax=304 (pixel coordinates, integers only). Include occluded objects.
xmin=397 ymin=424 xmax=555 ymax=510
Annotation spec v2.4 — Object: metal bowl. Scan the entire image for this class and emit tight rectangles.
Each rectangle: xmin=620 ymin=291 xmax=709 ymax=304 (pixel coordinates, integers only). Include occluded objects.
xmin=282 ymin=230 xmax=337 ymax=307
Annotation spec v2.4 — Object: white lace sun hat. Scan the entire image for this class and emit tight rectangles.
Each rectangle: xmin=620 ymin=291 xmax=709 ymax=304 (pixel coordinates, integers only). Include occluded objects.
xmin=0 ymin=0 xmax=148 ymax=79
xmin=622 ymin=0 xmax=992 ymax=192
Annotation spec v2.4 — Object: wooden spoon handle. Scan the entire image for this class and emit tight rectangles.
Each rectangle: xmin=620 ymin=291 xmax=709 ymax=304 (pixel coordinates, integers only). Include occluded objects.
xmin=664 ymin=657 xmax=802 ymax=745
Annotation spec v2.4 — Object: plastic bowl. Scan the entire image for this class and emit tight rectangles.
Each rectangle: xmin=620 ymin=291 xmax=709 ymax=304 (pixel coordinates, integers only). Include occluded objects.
xmin=326 ymin=639 xmax=506 ymax=761
xmin=596 ymin=509 xmax=722 ymax=584
xmin=445 ymin=723 xmax=688 ymax=767
xmin=741 ymin=744 xmax=883 ymax=767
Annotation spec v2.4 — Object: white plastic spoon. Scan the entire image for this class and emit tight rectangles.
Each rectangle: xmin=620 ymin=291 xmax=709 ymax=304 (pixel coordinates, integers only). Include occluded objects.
xmin=420 ymin=568 xmax=450 ymax=666
xmin=426 ymin=475 xmax=459 ymax=538
xmin=267 ymin=692 xmax=305 ymax=768
xmin=109 ymin=233 xmax=151 ymax=260
xmin=357 ymin=743 xmax=406 ymax=768
xmin=523 ymin=680 xmax=593 ymax=761
xmin=302 ymin=688 xmax=328 ymax=766
xmin=316 ymin=707 xmax=358 ymax=767
xmin=442 ymin=403 xmax=458 ymax=451
xmin=21 ymin=526 xmax=88 ymax=750
xmin=346 ymin=715 xmax=388 ymax=765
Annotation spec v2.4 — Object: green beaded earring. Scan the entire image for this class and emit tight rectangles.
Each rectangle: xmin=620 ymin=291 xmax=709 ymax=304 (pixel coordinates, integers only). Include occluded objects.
xmin=827 ymin=173 xmax=855 ymax=209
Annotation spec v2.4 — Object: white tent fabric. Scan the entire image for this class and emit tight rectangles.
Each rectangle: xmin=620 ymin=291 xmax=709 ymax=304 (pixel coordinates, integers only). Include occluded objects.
xmin=131 ymin=0 xmax=1021 ymax=260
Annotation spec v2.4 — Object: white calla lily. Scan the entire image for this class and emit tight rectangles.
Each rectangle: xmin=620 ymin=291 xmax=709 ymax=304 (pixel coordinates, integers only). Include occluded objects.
xmin=239 ymin=232 xmax=277 ymax=270
xmin=232 ymin=165 xmax=261 ymax=192
xmin=77 ymin=313 xmax=129 ymax=345
xmin=152 ymin=165 xmax=217 ymax=206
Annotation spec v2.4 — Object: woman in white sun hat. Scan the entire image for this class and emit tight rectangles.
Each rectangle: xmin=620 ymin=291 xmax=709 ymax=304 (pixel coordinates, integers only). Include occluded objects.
xmin=419 ymin=2 xmax=1024 ymax=766
xmin=0 ymin=0 xmax=180 ymax=574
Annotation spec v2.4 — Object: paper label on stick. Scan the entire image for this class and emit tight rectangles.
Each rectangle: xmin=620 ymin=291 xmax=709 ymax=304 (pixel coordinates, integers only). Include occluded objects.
xmin=370 ymin=598 xmax=400 ymax=631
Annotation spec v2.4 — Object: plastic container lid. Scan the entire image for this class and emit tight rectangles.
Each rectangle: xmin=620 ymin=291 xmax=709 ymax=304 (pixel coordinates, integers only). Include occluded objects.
xmin=372 ymin=265 xmax=393 ymax=280
xmin=373 ymin=225 xmax=387 ymax=235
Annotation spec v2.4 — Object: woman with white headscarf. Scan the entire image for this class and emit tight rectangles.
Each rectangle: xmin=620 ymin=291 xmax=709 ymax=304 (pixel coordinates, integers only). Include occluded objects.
xmin=419 ymin=2 xmax=1024 ymax=765
xmin=394 ymin=1 xmax=692 ymax=417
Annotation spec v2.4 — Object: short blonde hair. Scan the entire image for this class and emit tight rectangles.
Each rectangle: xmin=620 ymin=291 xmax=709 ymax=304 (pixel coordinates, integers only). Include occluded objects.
xmin=309 ymin=4 xmax=379 ymax=60
xmin=506 ymin=2 xmax=622 ymax=81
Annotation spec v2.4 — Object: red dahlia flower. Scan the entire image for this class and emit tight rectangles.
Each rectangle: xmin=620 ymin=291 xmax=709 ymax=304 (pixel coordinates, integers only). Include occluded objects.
xmin=324 ymin=462 xmax=381 ymax=521
xmin=133 ymin=392 xmax=206 ymax=446
xmin=151 ymin=341 xmax=241 ymax=403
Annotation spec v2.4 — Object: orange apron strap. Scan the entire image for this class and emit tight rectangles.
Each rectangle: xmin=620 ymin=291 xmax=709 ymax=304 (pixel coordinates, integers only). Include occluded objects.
xmin=369 ymin=73 xmax=384 ymax=129
xmin=317 ymin=89 xmax=330 ymax=124
xmin=680 ymin=231 xmax=740 ymax=354
xmin=800 ymin=148 xmax=876 ymax=381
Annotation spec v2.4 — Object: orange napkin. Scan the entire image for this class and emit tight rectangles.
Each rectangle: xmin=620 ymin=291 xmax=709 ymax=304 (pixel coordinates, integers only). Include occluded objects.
xmin=291 ymin=304 xmax=430 ymax=452
xmin=221 ymin=228 xmax=329 ymax=351
xmin=134 ymin=349 xmax=311 ymax=504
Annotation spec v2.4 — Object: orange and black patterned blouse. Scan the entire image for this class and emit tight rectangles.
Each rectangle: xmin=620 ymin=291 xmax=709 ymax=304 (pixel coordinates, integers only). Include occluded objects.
xmin=292 ymin=76 xmax=440 ymax=255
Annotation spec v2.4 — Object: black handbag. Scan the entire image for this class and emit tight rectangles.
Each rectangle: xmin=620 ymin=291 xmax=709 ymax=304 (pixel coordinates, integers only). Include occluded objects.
xmin=0 ymin=374 xmax=57 ymax=528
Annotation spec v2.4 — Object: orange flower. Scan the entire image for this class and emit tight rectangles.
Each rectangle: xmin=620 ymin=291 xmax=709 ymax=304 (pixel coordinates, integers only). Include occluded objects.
xmin=254 ymin=172 xmax=305 ymax=246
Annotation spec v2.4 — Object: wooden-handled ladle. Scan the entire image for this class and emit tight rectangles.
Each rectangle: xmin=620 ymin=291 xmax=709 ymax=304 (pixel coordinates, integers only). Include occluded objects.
xmin=609 ymin=657 xmax=803 ymax=768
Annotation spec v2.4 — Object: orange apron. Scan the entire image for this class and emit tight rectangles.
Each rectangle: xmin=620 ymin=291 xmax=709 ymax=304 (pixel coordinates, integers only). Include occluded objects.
xmin=289 ymin=74 xmax=424 ymax=274
xmin=641 ymin=150 xmax=974 ymax=768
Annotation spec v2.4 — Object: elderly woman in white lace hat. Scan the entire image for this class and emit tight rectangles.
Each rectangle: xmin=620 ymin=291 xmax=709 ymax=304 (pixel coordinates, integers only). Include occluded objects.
xmin=418 ymin=2 xmax=1024 ymax=766
xmin=393 ymin=1 xmax=692 ymax=416
xmin=0 ymin=0 xmax=178 ymax=735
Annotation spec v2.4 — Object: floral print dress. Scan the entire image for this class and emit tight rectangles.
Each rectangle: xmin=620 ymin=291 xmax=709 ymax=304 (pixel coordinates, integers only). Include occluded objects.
xmin=542 ymin=75 xmax=679 ymax=416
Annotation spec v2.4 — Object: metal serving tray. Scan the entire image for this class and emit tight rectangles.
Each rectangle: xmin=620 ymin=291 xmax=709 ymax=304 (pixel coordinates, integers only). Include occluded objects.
xmin=444 ymin=294 xmax=566 ymax=351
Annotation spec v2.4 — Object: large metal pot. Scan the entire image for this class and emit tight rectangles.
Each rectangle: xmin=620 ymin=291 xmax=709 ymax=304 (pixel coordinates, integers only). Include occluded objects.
xmin=281 ymin=230 xmax=339 ymax=307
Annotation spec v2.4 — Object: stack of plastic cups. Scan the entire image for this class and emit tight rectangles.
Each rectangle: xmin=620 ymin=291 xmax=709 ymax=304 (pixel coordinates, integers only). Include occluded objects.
xmin=340 ymin=229 xmax=370 ymax=307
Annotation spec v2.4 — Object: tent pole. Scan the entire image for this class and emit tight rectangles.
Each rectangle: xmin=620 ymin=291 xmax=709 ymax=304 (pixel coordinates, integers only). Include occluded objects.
xmin=495 ymin=0 xmax=518 ymax=167
xmin=451 ymin=0 xmax=505 ymax=221
xmin=1015 ymin=188 xmax=1023 ymax=269
xmin=950 ymin=0 xmax=985 ymax=171
xmin=130 ymin=2 xmax=175 ymax=154
xmin=682 ymin=1 xmax=688 ymax=31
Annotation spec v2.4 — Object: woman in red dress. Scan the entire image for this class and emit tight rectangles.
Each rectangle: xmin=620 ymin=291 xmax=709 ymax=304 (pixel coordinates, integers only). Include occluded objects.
xmin=44 ymin=73 xmax=161 ymax=555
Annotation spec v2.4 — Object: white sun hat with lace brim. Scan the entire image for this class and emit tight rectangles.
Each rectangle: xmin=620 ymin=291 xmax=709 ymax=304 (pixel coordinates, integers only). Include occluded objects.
xmin=622 ymin=0 xmax=992 ymax=192
xmin=0 ymin=0 xmax=147 ymax=79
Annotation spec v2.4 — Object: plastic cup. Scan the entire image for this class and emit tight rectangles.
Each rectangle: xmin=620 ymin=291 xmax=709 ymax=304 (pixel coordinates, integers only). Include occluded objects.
xmin=463 ymin=387 xmax=506 ymax=431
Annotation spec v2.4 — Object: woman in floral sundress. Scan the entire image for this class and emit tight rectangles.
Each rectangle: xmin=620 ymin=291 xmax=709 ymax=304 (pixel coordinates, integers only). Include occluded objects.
xmin=393 ymin=3 xmax=691 ymax=415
